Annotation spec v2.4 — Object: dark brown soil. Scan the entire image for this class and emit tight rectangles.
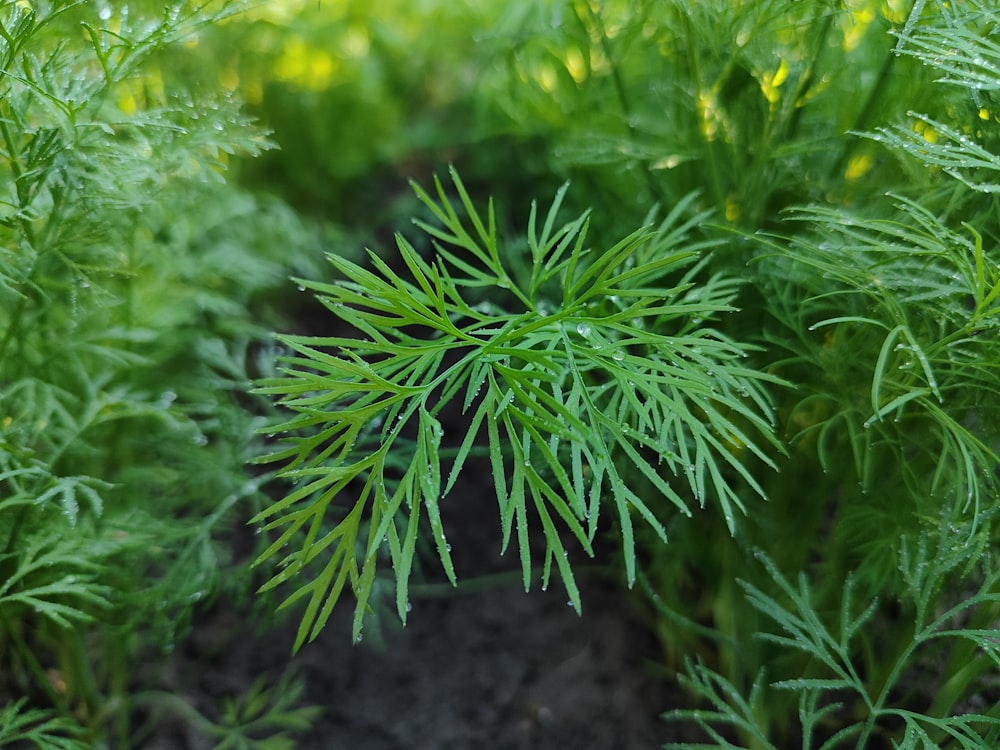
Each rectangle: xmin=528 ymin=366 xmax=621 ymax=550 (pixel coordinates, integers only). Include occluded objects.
xmin=291 ymin=573 xmax=678 ymax=750
xmin=146 ymin=490 xmax=703 ymax=750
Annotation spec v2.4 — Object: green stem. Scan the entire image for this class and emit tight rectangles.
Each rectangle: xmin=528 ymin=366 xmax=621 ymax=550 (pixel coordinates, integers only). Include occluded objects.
xmin=409 ymin=568 xmax=541 ymax=598
xmin=0 ymin=108 xmax=40 ymax=371
xmin=131 ymin=691 xmax=219 ymax=736
xmin=101 ymin=630 xmax=131 ymax=750
xmin=3 ymin=504 xmax=30 ymax=556
xmin=854 ymin=584 xmax=988 ymax=748
xmin=59 ymin=629 xmax=102 ymax=733
xmin=780 ymin=9 xmax=835 ymax=145
xmin=576 ymin=1 xmax=665 ymax=205
xmin=830 ymin=4 xmax=915 ymax=181
xmin=682 ymin=12 xmax=726 ymax=211
xmin=0 ymin=289 xmax=28 ymax=372
xmin=0 ymin=610 xmax=70 ymax=715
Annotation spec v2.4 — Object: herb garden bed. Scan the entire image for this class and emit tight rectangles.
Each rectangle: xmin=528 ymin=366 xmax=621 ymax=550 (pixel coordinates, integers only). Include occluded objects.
xmin=2 ymin=2 xmax=999 ymax=749
xmin=161 ymin=527 xmax=681 ymax=750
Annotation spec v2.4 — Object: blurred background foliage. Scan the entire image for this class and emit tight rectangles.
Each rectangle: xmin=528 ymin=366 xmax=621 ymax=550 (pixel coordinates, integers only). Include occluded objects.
xmin=202 ymin=0 xmax=937 ymax=232
xmin=196 ymin=0 xmax=557 ymax=222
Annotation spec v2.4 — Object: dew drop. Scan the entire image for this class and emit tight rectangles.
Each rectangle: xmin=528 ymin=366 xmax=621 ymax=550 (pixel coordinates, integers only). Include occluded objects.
xmin=576 ymin=322 xmax=592 ymax=337
xmin=611 ymin=350 xmax=625 ymax=362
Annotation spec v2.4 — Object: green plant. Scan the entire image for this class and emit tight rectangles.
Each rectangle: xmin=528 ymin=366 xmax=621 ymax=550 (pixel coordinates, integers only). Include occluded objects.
xmin=667 ymin=517 xmax=1000 ymax=749
xmin=473 ymin=0 xmax=929 ymax=241
xmin=200 ymin=0 xmax=547 ymax=221
xmin=255 ymin=169 xmax=784 ymax=649
xmin=0 ymin=698 xmax=87 ymax=750
xmin=655 ymin=1 xmax=1000 ymax=747
xmin=132 ymin=672 xmax=321 ymax=750
xmin=252 ymin=0 xmax=1000 ymax=748
xmin=0 ymin=0 xmax=322 ymax=746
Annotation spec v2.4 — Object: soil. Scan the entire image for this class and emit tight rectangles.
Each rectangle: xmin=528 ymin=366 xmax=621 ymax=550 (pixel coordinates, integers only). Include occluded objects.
xmin=148 ymin=487 xmax=705 ymax=750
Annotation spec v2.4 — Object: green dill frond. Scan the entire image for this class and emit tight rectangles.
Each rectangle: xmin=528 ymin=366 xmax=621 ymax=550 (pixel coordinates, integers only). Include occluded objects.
xmin=255 ymin=170 xmax=784 ymax=649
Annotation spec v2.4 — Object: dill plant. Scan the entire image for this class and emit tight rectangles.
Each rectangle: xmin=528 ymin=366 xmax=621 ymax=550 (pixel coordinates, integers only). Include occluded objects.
xmin=0 ymin=1 xmax=321 ymax=747
xmin=253 ymin=0 xmax=1000 ymax=748
xmin=254 ymin=170 xmax=784 ymax=649
xmin=419 ymin=1 xmax=1000 ymax=746
xmin=680 ymin=2 xmax=1000 ymax=744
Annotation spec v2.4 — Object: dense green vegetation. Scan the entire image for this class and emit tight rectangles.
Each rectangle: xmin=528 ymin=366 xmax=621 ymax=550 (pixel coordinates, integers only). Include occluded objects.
xmin=1 ymin=0 xmax=998 ymax=747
